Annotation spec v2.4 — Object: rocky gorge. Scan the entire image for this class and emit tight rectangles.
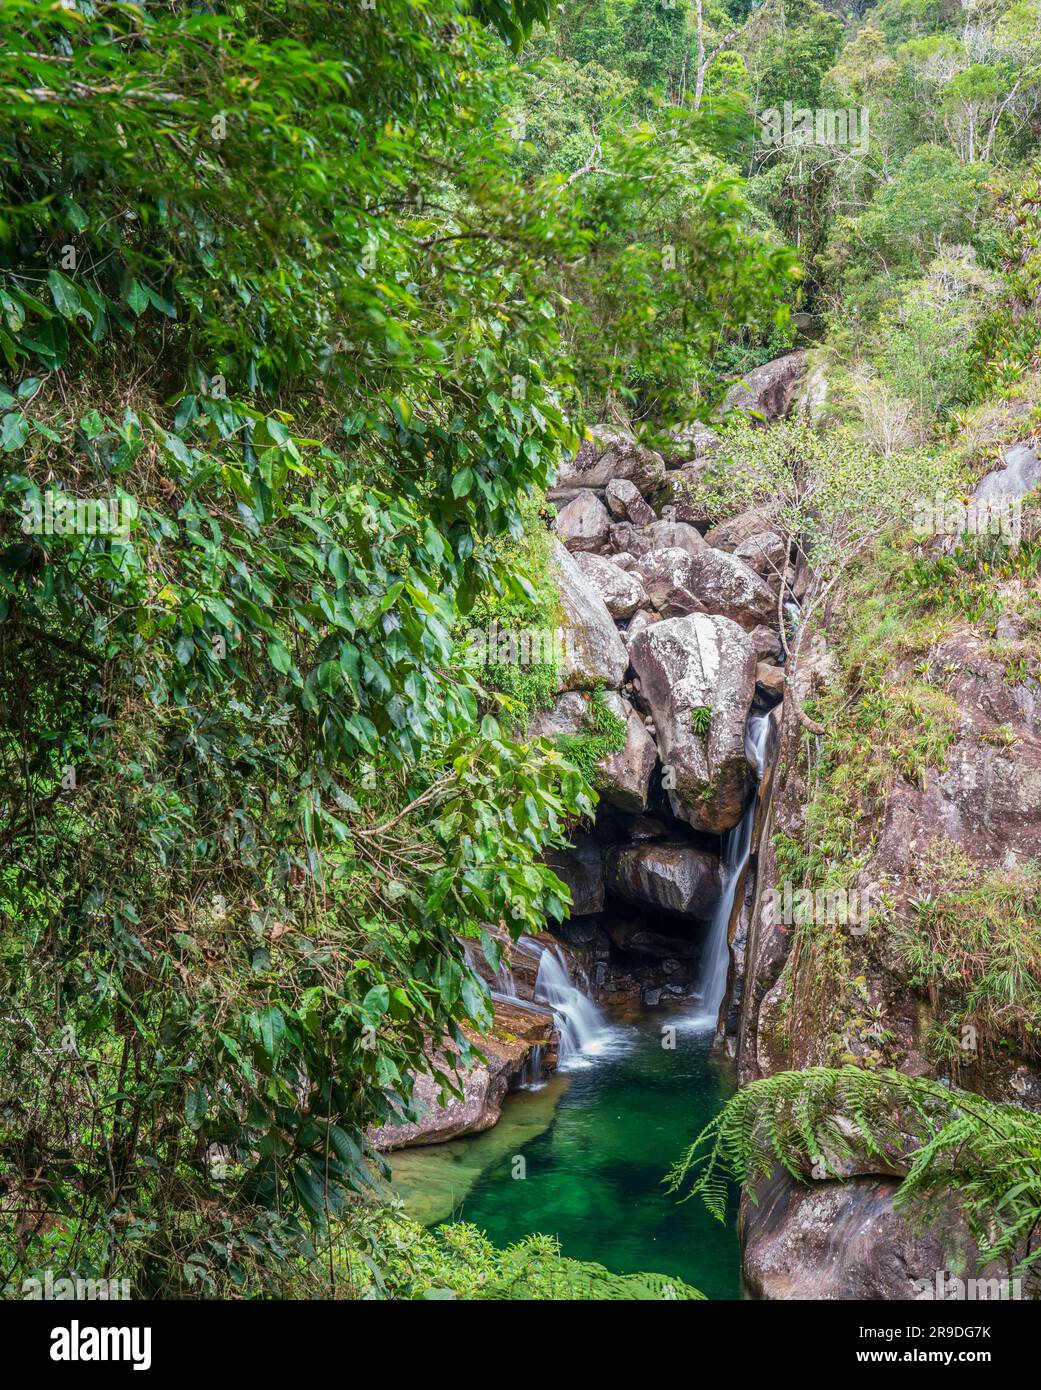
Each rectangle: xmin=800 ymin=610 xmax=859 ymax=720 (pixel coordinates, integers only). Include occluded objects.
xmin=378 ymin=347 xmax=1041 ymax=1301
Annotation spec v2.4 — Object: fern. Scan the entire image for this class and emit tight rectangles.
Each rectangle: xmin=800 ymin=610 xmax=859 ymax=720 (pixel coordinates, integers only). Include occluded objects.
xmin=667 ymin=1066 xmax=1041 ymax=1281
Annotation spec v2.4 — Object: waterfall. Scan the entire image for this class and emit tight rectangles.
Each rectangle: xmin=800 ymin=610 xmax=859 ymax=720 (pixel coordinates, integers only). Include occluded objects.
xmin=530 ymin=940 xmax=622 ymax=1071
xmin=686 ymin=712 xmax=772 ymax=1032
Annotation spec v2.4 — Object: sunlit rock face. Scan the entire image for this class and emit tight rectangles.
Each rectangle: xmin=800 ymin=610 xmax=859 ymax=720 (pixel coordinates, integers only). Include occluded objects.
xmin=551 ymin=538 xmax=629 ymax=691
xmin=552 ymin=425 xmax=666 ymax=495
xmin=628 ymin=613 xmax=757 ymax=835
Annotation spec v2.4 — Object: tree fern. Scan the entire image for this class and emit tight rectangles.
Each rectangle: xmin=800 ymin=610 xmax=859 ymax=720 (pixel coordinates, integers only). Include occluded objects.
xmin=667 ymin=1067 xmax=1041 ymax=1281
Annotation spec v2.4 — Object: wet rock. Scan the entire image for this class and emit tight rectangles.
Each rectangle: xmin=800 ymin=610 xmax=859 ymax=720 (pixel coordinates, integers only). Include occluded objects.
xmin=604 ymin=916 xmax=701 ymax=960
xmin=551 ymin=539 xmax=629 ymax=691
xmin=553 ymin=491 xmax=610 ymax=553
xmin=369 ymin=998 xmax=557 ymax=1150
xmin=629 ymin=613 xmax=757 ymax=833
xmin=626 ymin=814 xmax=671 ymax=841
xmin=605 ymin=477 xmax=656 ymax=526
xmin=607 ymin=842 xmax=722 ymax=919
xmin=723 ymin=350 xmax=806 ymax=424
xmin=545 ymin=829 xmax=605 ymax=917
xmin=573 ymin=550 xmax=649 ymax=620
xmin=554 ymin=426 xmax=666 ymax=495
xmin=755 ymin=662 xmax=785 ymax=703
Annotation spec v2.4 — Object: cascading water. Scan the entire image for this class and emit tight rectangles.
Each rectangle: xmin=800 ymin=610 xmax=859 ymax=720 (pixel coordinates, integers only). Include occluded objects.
xmin=685 ymin=711 xmax=773 ymax=1032
xmin=530 ymin=941 xmax=625 ymax=1070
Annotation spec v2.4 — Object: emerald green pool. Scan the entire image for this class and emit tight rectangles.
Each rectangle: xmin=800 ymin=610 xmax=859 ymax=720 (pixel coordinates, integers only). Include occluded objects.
xmin=391 ymin=1009 xmax=742 ymax=1300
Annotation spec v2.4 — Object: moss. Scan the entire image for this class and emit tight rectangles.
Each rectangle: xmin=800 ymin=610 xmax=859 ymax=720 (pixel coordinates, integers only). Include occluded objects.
xmin=555 ymin=690 xmax=627 ymax=784
xmin=457 ymin=491 xmax=566 ymax=721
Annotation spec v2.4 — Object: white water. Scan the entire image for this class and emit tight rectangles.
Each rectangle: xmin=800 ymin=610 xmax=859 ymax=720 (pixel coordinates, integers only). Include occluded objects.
xmin=530 ymin=941 xmax=629 ymax=1072
xmin=683 ymin=712 xmax=772 ymax=1034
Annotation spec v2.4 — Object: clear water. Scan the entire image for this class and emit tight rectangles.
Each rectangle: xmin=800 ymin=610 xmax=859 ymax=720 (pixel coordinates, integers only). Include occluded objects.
xmin=391 ymin=1009 xmax=742 ymax=1300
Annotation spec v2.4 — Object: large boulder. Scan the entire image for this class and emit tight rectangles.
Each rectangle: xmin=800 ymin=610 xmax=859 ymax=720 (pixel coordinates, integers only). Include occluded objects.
xmin=572 ymin=551 xmax=649 ymax=620
xmin=607 ymin=519 xmax=705 ymax=558
xmin=597 ymin=690 xmax=659 ymax=813
xmin=704 ymin=505 xmax=781 ymax=553
xmin=749 ymin=623 xmax=783 ymax=661
xmin=607 ymin=842 xmax=722 ymax=920
xmin=553 ymin=426 xmax=666 ymax=495
xmin=661 ymin=420 xmax=723 ymax=466
xmin=553 ymin=491 xmax=610 ymax=553
xmin=643 ymin=520 xmax=706 ymax=555
xmin=551 ymin=539 xmax=629 ymax=690
xmin=723 ymin=350 xmax=807 ymax=424
xmin=734 ymin=529 xmax=787 ymax=589
xmin=973 ymin=439 xmax=1041 ymax=504
xmin=677 ymin=546 xmax=777 ymax=631
xmin=623 ymin=609 xmax=662 ymax=646
xmin=605 ymin=477 xmax=656 ymax=526
xmin=650 ymin=465 xmax=716 ymax=529
xmin=527 ymin=690 xmax=589 ymax=740
xmin=741 ymin=1169 xmax=989 ymax=1301
xmin=629 ymin=614 xmax=757 ymax=833
xmin=369 ymin=998 xmax=557 ymax=1150
xmin=632 ymin=547 xmax=707 ymax=619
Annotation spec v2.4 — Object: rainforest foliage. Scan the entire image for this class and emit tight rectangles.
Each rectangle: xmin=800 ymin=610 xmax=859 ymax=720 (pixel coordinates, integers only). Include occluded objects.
xmin=1 ymin=0 xmax=1040 ymax=1300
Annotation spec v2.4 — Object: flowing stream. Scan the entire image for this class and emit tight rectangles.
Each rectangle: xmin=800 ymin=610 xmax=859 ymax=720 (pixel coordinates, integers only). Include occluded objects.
xmin=684 ymin=711 xmax=772 ymax=1033
xmin=391 ymin=714 xmax=773 ymax=1299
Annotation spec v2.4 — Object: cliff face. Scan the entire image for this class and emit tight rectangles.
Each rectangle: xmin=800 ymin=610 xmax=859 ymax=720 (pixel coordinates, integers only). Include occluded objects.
xmin=735 ymin=442 xmax=1041 ymax=1298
